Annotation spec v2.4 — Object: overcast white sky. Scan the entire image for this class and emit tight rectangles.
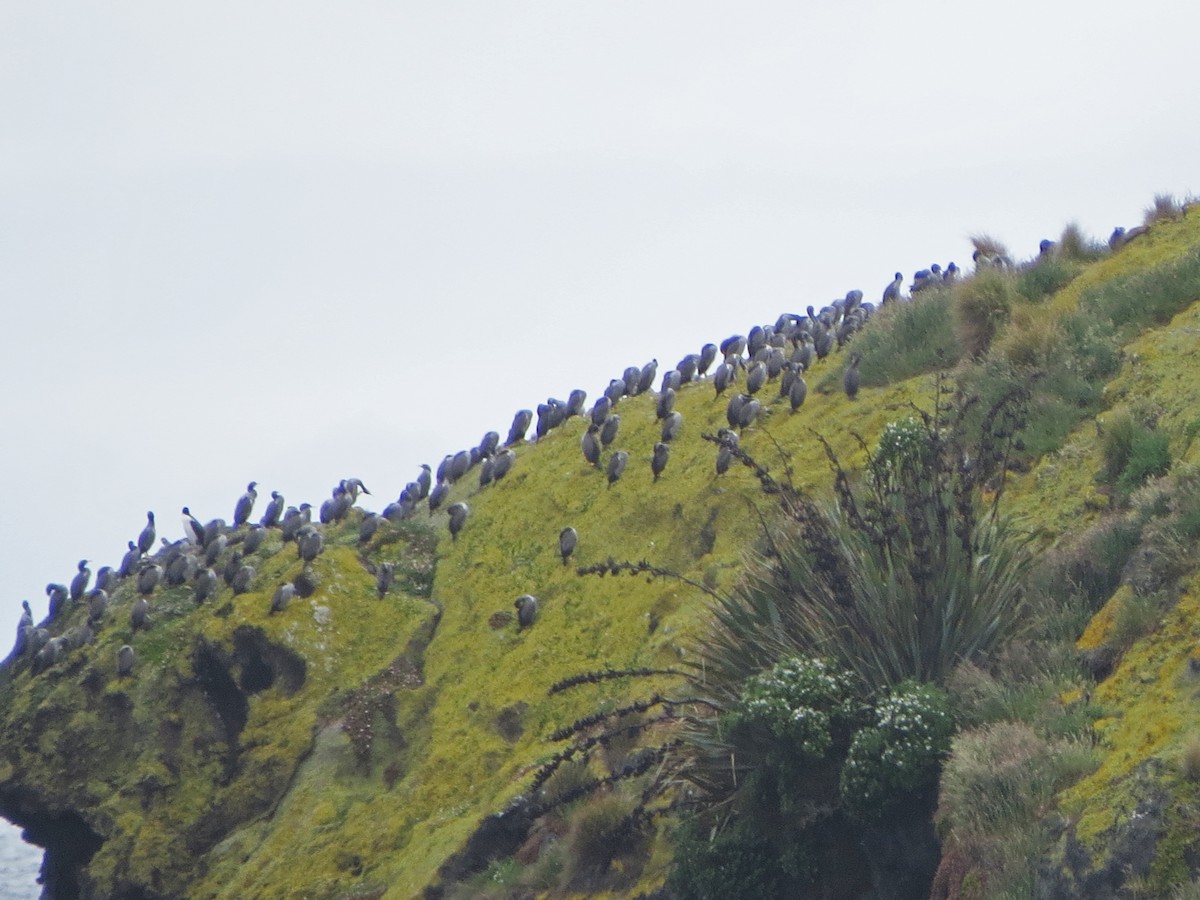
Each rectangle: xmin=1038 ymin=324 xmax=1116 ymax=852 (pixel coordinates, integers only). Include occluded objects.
xmin=2 ymin=1 xmax=1198 ymax=637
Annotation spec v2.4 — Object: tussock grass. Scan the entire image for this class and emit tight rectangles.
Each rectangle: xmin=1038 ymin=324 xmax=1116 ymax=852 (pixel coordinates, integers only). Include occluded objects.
xmin=817 ymin=289 xmax=958 ymax=391
xmin=952 ymin=269 xmax=1016 ymax=358
xmin=1076 ymin=246 xmax=1200 ymax=336
xmin=1057 ymin=222 xmax=1107 ymax=263
xmin=1144 ymin=193 xmax=1185 ymax=226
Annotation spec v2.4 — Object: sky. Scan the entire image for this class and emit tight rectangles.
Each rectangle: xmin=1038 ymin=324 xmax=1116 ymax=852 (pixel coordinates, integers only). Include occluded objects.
xmin=2 ymin=0 xmax=1199 ymax=637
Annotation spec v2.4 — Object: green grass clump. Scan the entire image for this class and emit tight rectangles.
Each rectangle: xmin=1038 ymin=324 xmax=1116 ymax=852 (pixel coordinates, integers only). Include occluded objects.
xmin=1077 ymin=246 xmax=1200 ymax=337
xmin=1056 ymin=222 xmax=1107 ymax=263
xmin=819 ymin=288 xmax=959 ymax=390
xmin=935 ymin=721 xmax=1097 ymax=896
xmin=952 ymin=269 xmax=1017 ymax=358
xmin=1100 ymin=411 xmax=1172 ymax=501
xmin=1014 ymin=257 xmax=1083 ymax=302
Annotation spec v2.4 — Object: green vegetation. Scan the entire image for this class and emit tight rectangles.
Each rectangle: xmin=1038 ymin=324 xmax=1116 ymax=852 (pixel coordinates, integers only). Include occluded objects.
xmin=3 ymin=199 xmax=1200 ymax=898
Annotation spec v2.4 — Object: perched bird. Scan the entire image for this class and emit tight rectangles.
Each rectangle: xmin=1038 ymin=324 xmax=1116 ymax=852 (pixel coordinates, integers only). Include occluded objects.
xmin=117 ymin=645 xmax=136 ymax=677
xmin=661 ymin=411 xmax=683 ymax=443
xmin=416 ymin=464 xmax=433 ymax=499
xmin=559 ymin=527 xmax=578 ymax=566
xmin=234 ymin=482 xmax=258 ymax=528
xmin=882 ymin=272 xmax=903 ymax=304
xmin=600 ymin=414 xmax=620 ymax=449
xmin=506 ymin=409 xmax=533 ymax=445
xmin=789 ymin=368 xmax=808 ymax=412
xmin=261 ymin=491 xmax=285 ymax=528
xmin=656 ymin=388 xmax=676 ymax=420
xmin=130 ymin=597 xmax=150 ymax=631
xmin=243 ymin=524 xmax=266 ymax=555
xmin=137 ymin=512 xmax=157 ymax=555
xmin=844 ymin=351 xmax=862 ymax=400
xmin=607 ymin=450 xmax=629 ymax=488
xmin=118 ymin=541 xmax=141 ymax=578
xmin=96 ymin=566 xmax=117 ymax=594
xmin=46 ymin=584 xmax=69 ymax=619
xmin=231 ymin=565 xmax=256 ymax=596
xmin=15 ymin=601 xmax=33 ymax=655
xmin=87 ymin=589 xmax=108 ymax=625
xmin=69 ymin=560 xmax=91 ymax=602
xmin=297 ymin=527 xmax=324 ymax=563
xmin=359 ymin=512 xmax=382 ymax=544
xmin=514 ymin=594 xmax=538 ymax=629
xmin=281 ymin=504 xmax=312 ymax=542
xmin=651 ymin=442 xmax=670 ymax=482
xmin=746 ymin=361 xmax=767 ymax=395
xmin=581 ymin=426 xmax=602 ymax=468
xmin=492 ymin=449 xmax=515 ymax=481
xmin=447 ymin=502 xmax=470 ymax=542
xmin=182 ymin=507 xmax=206 ymax=545
xmin=136 ymin=562 xmax=161 ymax=596
xmin=376 ymin=563 xmax=395 ymax=598
xmin=590 ymin=396 xmax=612 ymax=428
xmin=271 ymin=582 xmax=295 ymax=614
xmin=193 ymin=568 xmax=218 ymax=604
xmin=428 ymin=482 xmax=449 ymax=513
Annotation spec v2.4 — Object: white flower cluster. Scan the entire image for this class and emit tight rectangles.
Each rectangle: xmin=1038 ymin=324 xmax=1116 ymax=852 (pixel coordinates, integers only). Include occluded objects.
xmin=734 ymin=657 xmax=857 ymax=757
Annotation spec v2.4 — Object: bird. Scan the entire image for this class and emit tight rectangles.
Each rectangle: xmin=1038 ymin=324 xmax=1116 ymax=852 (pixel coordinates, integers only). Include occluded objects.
xmin=69 ymin=560 xmax=91 ymax=602
xmin=697 ymin=343 xmax=719 ymax=377
xmin=376 ymin=563 xmax=395 ymax=598
xmin=359 ymin=512 xmax=382 ymax=544
xmin=87 ymin=589 xmax=108 ymax=625
xmin=243 ymin=524 xmax=266 ymax=555
xmin=726 ymin=394 xmax=746 ymax=428
xmin=882 ymin=272 xmax=903 ymax=304
xmin=204 ymin=534 xmax=228 ymax=567
xmin=607 ymin=451 xmax=629 ymax=488
xmin=45 ymin=584 xmax=68 ymax=619
xmin=559 ymin=527 xmax=578 ymax=566
xmin=637 ymin=359 xmax=658 ymax=395
xmin=137 ymin=562 xmax=161 ymax=596
xmin=416 ymin=464 xmax=433 ymax=500
xmin=478 ymin=457 xmax=495 ymax=487
xmin=15 ymin=601 xmax=33 ymax=655
xmin=604 ymin=378 xmax=626 ymax=404
xmin=581 ymin=426 xmax=602 ymax=468
xmin=480 ymin=430 xmax=501 ymax=457
xmin=96 ymin=566 xmax=117 ymax=594
xmin=428 ymin=482 xmax=449 ymax=513
xmin=130 ymin=597 xmax=149 ymax=631
xmin=280 ymin=504 xmax=312 ymax=542
xmin=566 ymin=390 xmax=588 ymax=418
xmin=661 ymin=411 xmax=683 ymax=443
xmin=194 ymin=567 xmax=218 ymax=604
xmin=746 ymin=362 xmax=767 ymax=395
xmin=506 ymin=409 xmax=533 ymax=445
xmin=234 ymin=482 xmax=258 ymax=528
xmin=789 ymin=367 xmax=808 ymax=412
xmin=660 ymin=369 xmax=682 ymax=393
xmin=590 ymin=396 xmax=612 ymax=428
xmin=231 ymin=565 xmax=256 ymax=596
xmin=600 ymin=414 xmax=620 ymax=449
xmin=737 ymin=398 xmax=761 ymax=429
xmin=117 ymin=645 xmax=136 ymax=678
xmin=492 ymin=449 xmax=516 ymax=481
xmin=713 ymin=362 xmax=734 ymax=397
xmin=261 ymin=491 xmax=285 ymax=527
xmin=514 ymin=594 xmax=538 ymax=629
xmin=137 ymin=512 xmax=156 ymax=554
xmin=223 ymin=550 xmax=245 ymax=586
xmin=182 ymin=507 xmax=205 ymax=544
xmin=271 ymin=582 xmax=295 ymax=614
xmin=297 ymin=527 xmax=324 ymax=563
xmin=844 ymin=351 xmax=862 ymax=400
xmin=656 ymin=388 xmax=676 ymax=420
xmin=447 ymin=502 xmax=470 ymax=542
xmin=117 ymin=541 xmax=141 ymax=579
xmin=651 ymin=442 xmax=670 ymax=481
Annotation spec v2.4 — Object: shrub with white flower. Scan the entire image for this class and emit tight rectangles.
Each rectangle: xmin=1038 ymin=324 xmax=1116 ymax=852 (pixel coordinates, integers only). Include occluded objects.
xmin=839 ymin=681 xmax=954 ymax=820
xmin=728 ymin=657 xmax=860 ymax=760
xmin=869 ymin=416 xmax=936 ymax=486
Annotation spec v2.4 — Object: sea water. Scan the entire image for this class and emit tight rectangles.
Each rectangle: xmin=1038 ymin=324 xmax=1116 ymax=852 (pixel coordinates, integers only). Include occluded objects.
xmin=0 ymin=820 xmax=41 ymax=899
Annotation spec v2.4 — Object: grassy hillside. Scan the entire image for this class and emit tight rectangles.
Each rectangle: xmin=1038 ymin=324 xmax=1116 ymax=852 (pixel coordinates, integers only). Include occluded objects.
xmin=2 ymin=201 xmax=1200 ymax=899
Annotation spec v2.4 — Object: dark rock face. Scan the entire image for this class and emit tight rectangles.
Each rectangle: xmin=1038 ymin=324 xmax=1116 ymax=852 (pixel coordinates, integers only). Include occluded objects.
xmin=1037 ymin=761 xmax=1169 ymax=899
xmin=0 ymin=795 xmax=102 ymax=900
xmin=433 ymin=797 xmax=537 ymax=889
